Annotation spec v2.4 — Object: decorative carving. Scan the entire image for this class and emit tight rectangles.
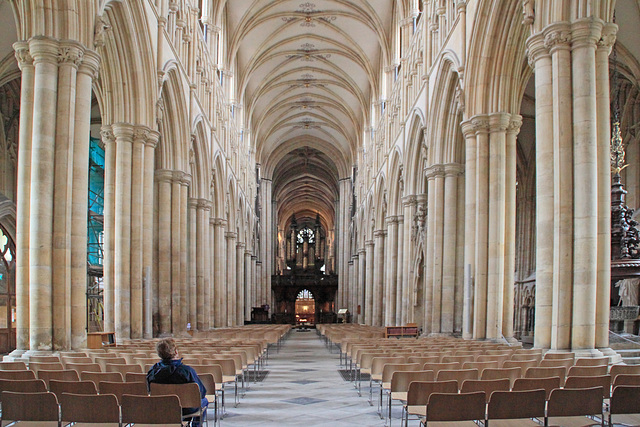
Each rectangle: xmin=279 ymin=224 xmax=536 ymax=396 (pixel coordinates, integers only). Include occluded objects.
xmin=411 ymin=203 xmax=427 ymax=244
xmin=286 ymin=43 xmax=331 ymax=62
xmin=156 ymin=98 xmax=165 ymax=127
xmin=615 ymin=278 xmax=640 ymax=306
xmin=611 ymin=174 xmax=640 ymax=260
xmin=544 ymin=29 xmax=571 ymax=51
xmin=522 ymin=0 xmax=534 ymax=25
xmin=454 ymin=81 xmax=465 ymax=114
xmin=58 ymin=45 xmax=84 ymax=66
xmin=100 ymin=126 xmax=115 ymax=145
xmin=13 ymin=43 xmax=32 ymax=68
xmin=94 ymin=15 xmax=111 ymax=48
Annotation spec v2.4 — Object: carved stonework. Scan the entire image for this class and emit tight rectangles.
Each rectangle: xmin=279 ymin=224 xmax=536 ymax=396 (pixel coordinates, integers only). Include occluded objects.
xmin=611 ymin=174 xmax=640 ymax=260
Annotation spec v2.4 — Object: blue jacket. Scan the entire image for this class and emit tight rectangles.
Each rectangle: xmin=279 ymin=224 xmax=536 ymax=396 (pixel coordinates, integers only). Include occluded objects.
xmin=146 ymin=358 xmax=207 ymax=399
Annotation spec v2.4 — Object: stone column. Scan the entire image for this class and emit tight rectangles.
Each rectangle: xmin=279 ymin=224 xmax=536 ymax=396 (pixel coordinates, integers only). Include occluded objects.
xmin=474 ymin=115 xmax=490 ymax=339
xmin=52 ymin=40 xmax=83 ymax=350
xmin=349 ymin=259 xmax=355 ymax=321
xmin=213 ymin=219 xmax=226 ymax=327
xmin=236 ymin=242 xmax=245 ymax=325
xmin=142 ymin=130 xmax=158 ymax=339
xmin=129 ymin=126 xmax=147 ymax=339
xmin=526 ymin=32 xmax=554 ymax=349
xmin=358 ymin=249 xmax=366 ymax=324
xmin=395 ymin=215 xmax=404 ymax=325
xmin=208 ymin=216 xmax=215 ymax=328
xmin=460 ymin=119 xmax=478 ymax=339
xmin=401 ymin=196 xmax=417 ymax=324
xmin=373 ymin=229 xmax=386 ymax=326
xmin=28 ymin=36 xmax=59 ymax=351
xmin=384 ymin=216 xmax=398 ymax=326
xmin=365 ymin=241 xmax=374 ymax=325
xmin=188 ymin=198 xmax=198 ymax=330
xmin=179 ymin=174 xmax=190 ymax=333
xmin=112 ymin=123 xmax=134 ymax=341
xmin=570 ymin=19 xmax=602 ymax=353
xmin=155 ymin=170 xmax=173 ymax=335
xmin=502 ymin=117 xmax=522 ymax=340
xmin=195 ymin=200 xmax=208 ymax=330
xmin=251 ymin=255 xmax=258 ymax=309
xmin=442 ymin=164 xmax=464 ymax=334
xmin=226 ymin=231 xmax=237 ymax=326
xmin=170 ymin=172 xmax=183 ymax=334
xmin=71 ymin=49 xmax=99 ymax=349
xmin=12 ymin=42 xmax=34 ymax=354
xmin=102 ymin=126 xmax=116 ymax=334
xmin=245 ymin=251 xmax=252 ymax=322
xmin=595 ymin=24 xmax=616 ymax=353
xmin=425 ymin=165 xmax=445 ymax=334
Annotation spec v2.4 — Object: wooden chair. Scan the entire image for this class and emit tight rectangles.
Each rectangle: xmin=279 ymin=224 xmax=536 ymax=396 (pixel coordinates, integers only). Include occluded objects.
xmin=60 ymin=392 xmax=120 ymax=426
xmin=543 ymin=351 xmax=575 ymax=362
xmin=436 ymin=369 xmax=479 ymax=389
xmin=37 ymin=369 xmax=80 ymax=389
xmin=28 ymin=362 xmax=64 ymax=373
xmin=460 ymin=378 xmax=510 ymax=403
xmin=407 ymin=355 xmax=441 ymax=365
xmin=609 ymin=364 xmax=640 ymax=382
xmin=539 ymin=357 xmax=574 ymax=370
xmin=609 ymin=385 xmax=640 ymax=427
xmin=547 ymin=386 xmax=604 ymax=427
xmin=404 ymin=380 xmax=458 ymax=426
xmin=476 ymin=354 xmax=509 ymax=367
xmin=462 ymin=361 xmax=500 ymax=376
xmin=510 ymin=353 xmax=542 ymax=363
xmin=512 ymin=376 xmax=561 ymax=400
xmin=149 ymin=382 xmax=207 ymax=426
xmin=524 ymin=366 xmax=567 ymax=386
xmin=28 ymin=355 xmax=60 ymax=363
xmin=93 ymin=356 xmax=126 ymax=371
xmin=0 ymin=379 xmax=48 ymax=407
xmin=98 ymin=380 xmax=149 ymax=404
xmin=481 ymin=367 xmax=522 ymax=388
xmin=369 ymin=356 xmax=407 ymax=405
xmin=0 ymin=370 xmax=36 ymax=380
xmin=80 ymin=371 xmax=123 ymax=390
xmin=502 ymin=359 xmax=538 ymax=376
xmin=198 ymin=373 xmax=219 ymax=425
xmin=575 ymin=356 xmax=609 ymax=366
xmin=125 ymin=371 xmax=148 ymax=383
xmin=105 ymin=362 xmax=142 ymax=375
xmin=378 ymin=363 xmax=420 ymax=417
xmin=388 ymin=370 xmax=434 ymax=426
xmin=421 ymin=362 xmax=460 ymax=376
xmin=441 ymin=354 xmax=475 ymax=365
xmin=1 ymin=390 xmax=59 ymax=426
xmin=65 ymin=362 xmax=101 ymax=376
xmin=121 ymin=394 xmax=183 ymax=426
xmin=421 ymin=391 xmax=485 ymax=426
xmin=121 ymin=352 xmax=150 ymax=364
xmin=49 ymin=379 xmax=97 ymax=400
xmin=613 ymin=374 xmax=640 ymax=387
xmin=486 ymin=389 xmax=546 ymax=426
xmin=0 ymin=361 xmax=27 ymax=371
xmin=566 ymin=364 xmax=607 ymax=377
xmin=356 ymin=351 xmax=387 ymax=395
xmin=61 ymin=356 xmax=94 ymax=367
xmin=564 ymin=374 xmax=611 ymax=399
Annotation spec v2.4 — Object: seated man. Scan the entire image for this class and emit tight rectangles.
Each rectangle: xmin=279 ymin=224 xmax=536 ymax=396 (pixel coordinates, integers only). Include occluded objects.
xmin=147 ymin=338 xmax=208 ymax=426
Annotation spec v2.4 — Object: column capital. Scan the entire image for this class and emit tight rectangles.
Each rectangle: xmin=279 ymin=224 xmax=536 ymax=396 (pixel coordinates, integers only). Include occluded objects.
xmin=543 ymin=21 xmax=572 ymax=53
xmin=365 ymin=240 xmax=374 ymax=247
xmin=133 ymin=125 xmax=160 ymax=148
xmin=155 ymin=169 xmax=174 ymax=183
xmin=460 ymin=114 xmax=490 ymax=137
xmin=597 ymin=22 xmax=617 ymax=53
xmin=385 ymin=215 xmax=399 ymax=225
xmin=100 ymin=125 xmax=115 ymax=146
xmin=226 ymin=231 xmax=237 ymax=239
xmin=425 ymin=164 xmax=445 ymax=179
xmin=78 ymin=49 xmax=101 ymax=79
xmin=507 ymin=115 xmax=523 ymax=135
xmin=525 ymin=32 xmax=549 ymax=68
xmin=358 ymin=248 xmax=366 ymax=255
xmin=13 ymin=41 xmax=33 ymax=69
xmin=57 ymin=40 xmax=84 ymax=68
xmin=402 ymin=195 xmax=418 ymax=207
xmin=197 ymin=198 xmax=212 ymax=211
xmin=570 ymin=18 xmax=604 ymax=50
xmin=489 ymin=112 xmax=512 ymax=132
xmin=111 ymin=122 xmax=135 ymax=140
xmin=444 ymin=162 xmax=465 ymax=176
xmin=237 ymin=242 xmax=246 ymax=250
xmin=28 ymin=36 xmax=59 ymax=65
xmin=212 ymin=217 xmax=227 ymax=227
xmin=187 ymin=198 xmax=199 ymax=209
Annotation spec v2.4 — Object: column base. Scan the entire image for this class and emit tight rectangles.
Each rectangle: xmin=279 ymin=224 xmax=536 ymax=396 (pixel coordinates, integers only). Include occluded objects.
xmin=570 ymin=348 xmax=605 ymax=359
xmin=598 ymin=347 xmax=623 ymax=364
xmin=4 ymin=349 xmax=28 ymax=361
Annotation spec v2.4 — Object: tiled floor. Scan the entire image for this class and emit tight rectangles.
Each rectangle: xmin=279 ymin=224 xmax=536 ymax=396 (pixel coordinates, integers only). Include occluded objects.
xmin=217 ymin=329 xmax=389 ymax=426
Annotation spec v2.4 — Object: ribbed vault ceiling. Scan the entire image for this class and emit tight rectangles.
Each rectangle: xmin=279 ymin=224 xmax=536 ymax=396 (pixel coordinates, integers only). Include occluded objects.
xmin=226 ymin=0 xmax=392 ymax=231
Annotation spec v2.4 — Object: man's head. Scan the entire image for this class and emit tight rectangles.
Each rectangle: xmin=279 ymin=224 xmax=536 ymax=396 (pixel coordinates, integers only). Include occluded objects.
xmin=156 ymin=338 xmax=178 ymax=360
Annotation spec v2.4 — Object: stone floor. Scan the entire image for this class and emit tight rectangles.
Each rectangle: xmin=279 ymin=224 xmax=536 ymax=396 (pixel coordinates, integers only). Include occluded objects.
xmin=216 ymin=329 xmax=389 ymax=426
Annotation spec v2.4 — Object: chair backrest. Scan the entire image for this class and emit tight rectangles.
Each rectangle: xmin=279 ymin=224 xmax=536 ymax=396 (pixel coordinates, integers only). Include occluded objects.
xmin=381 ymin=363 xmax=420 ymax=383
xmin=514 ymin=348 xmax=543 ymax=355
xmin=512 ymin=376 xmax=561 ymax=400
xmin=539 ymin=358 xmax=574 ymax=369
xmin=192 ymin=364 xmax=223 ymax=384
xmin=441 ymin=355 xmax=475 ymax=364
xmin=0 ymin=370 xmax=36 ymax=380
xmin=62 ymin=356 xmax=94 ymax=367
xmin=60 ymin=392 xmax=120 ymax=424
xmin=426 ymin=391 xmax=486 ymax=422
xmin=198 ymin=373 xmax=216 ymax=397
xmin=488 ymin=389 xmax=546 ymax=421
xmin=121 ymin=394 xmax=182 ymax=425
xmin=359 ymin=352 xmax=387 ymax=369
xmin=94 ymin=356 xmax=126 ymax=371
xmin=371 ymin=356 xmax=407 ymax=377
xmin=149 ymin=381 xmax=202 ymax=408
xmin=610 ymin=364 xmax=640 ymax=382
xmin=65 ymin=362 xmax=102 ymax=375
xmin=49 ymin=379 xmax=97 ymax=399
xmin=436 ymin=368 xmax=479 ymax=388
xmin=502 ymin=359 xmax=539 ymax=376
xmin=99 ymin=381 xmax=149 ymax=404
xmin=525 ymin=366 xmax=567 ymax=385
xmin=422 ymin=361 xmax=460 ymax=375
xmin=567 ymin=365 xmax=608 ymax=377
xmin=37 ymin=369 xmax=80 ymax=389
xmin=28 ymin=356 xmax=60 ymax=363
xmin=462 ymin=360 xmax=500 ymax=374
xmin=0 ymin=378 xmax=48 ymax=404
xmin=480 ymin=367 xmax=522 ymax=388
xmin=407 ymin=355 xmax=441 ymax=365
xmin=405 ymin=380 xmax=458 ymax=406
xmin=543 ymin=351 xmax=575 ymax=362
xmin=460 ymin=378 xmax=511 ymax=403
xmin=0 ymin=361 xmax=27 ymax=371
xmin=180 ymin=357 xmax=202 ymax=366
xmin=125 ymin=371 xmax=148 ymax=383
xmin=390 ymin=370 xmax=434 ymax=393
xmin=81 ymin=371 xmax=123 ymax=390
xmin=105 ymin=362 xmax=143 ymax=375
xmin=575 ymin=356 xmax=609 ymax=367
xmin=211 ymin=358 xmax=237 ymax=377
xmin=564 ymin=374 xmax=611 ymax=398
xmin=610 ymin=385 xmax=640 ymax=416
xmin=1 ymin=390 xmax=59 ymax=425
xmin=547 ymin=386 xmax=603 ymax=418
xmin=122 ymin=352 xmax=150 ymax=364
xmin=511 ymin=353 xmax=542 ymax=362
xmin=28 ymin=362 xmax=65 ymax=373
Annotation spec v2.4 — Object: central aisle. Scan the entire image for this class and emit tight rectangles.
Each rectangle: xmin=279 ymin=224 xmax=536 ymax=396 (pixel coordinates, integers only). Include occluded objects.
xmin=220 ymin=329 xmax=387 ymax=426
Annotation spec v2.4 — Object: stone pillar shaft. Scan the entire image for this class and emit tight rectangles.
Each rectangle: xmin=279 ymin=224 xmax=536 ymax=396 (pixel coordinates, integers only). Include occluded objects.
xmin=226 ymin=232 xmax=237 ymax=326
xmin=373 ymin=230 xmax=385 ymax=326
xmin=395 ymin=217 xmax=404 ymax=326
xmin=358 ymin=249 xmax=366 ymax=324
xmin=129 ymin=131 xmax=145 ymax=339
xmin=156 ymin=171 xmax=172 ymax=335
xmin=236 ymin=242 xmax=245 ymax=325
xmin=188 ymin=199 xmax=198 ymax=330
xmin=384 ymin=217 xmax=398 ymax=326
xmin=365 ymin=241 xmax=374 ymax=325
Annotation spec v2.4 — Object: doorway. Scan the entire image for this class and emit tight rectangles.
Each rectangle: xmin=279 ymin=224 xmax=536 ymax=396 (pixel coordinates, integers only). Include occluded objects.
xmin=295 ymin=289 xmax=315 ymax=326
xmin=0 ymin=225 xmax=16 ymax=353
